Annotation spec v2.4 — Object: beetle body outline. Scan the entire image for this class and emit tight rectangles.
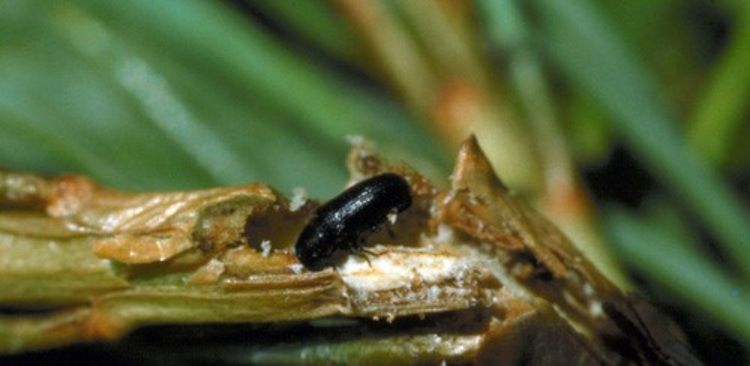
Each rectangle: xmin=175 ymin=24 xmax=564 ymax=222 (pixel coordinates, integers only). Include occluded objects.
xmin=294 ymin=173 xmax=412 ymax=270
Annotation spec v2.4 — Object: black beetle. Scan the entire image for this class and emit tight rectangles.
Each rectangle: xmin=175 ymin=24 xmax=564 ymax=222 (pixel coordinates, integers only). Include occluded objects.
xmin=294 ymin=173 xmax=412 ymax=270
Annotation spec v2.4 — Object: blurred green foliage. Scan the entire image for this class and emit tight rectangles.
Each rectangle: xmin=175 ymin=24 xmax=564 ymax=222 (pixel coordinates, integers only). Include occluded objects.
xmin=1 ymin=0 xmax=749 ymax=360
xmin=0 ymin=0 xmax=447 ymax=196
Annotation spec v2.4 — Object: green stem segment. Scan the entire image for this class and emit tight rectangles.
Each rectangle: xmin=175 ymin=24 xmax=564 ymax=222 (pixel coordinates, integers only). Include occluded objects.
xmin=687 ymin=2 xmax=750 ymax=164
xmin=607 ymin=208 xmax=750 ymax=345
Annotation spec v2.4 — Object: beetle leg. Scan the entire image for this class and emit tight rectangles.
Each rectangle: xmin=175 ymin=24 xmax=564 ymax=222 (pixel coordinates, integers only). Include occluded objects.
xmin=355 ymin=249 xmax=376 ymax=267
xmin=386 ymin=225 xmax=396 ymax=239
